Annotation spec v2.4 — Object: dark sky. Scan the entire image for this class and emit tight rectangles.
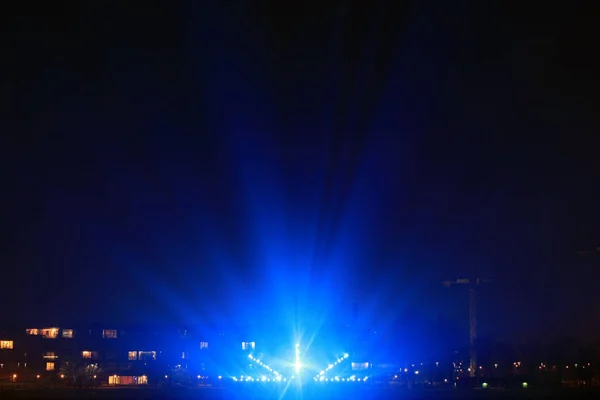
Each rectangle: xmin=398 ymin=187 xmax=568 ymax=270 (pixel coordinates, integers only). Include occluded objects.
xmin=1 ymin=1 xmax=599 ymax=345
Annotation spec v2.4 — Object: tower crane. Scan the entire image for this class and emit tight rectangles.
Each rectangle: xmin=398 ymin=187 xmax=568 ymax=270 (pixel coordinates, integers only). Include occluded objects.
xmin=443 ymin=270 xmax=491 ymax=379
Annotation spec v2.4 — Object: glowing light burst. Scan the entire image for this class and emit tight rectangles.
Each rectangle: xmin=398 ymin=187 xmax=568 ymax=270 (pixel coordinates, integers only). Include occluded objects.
xmin=294 ymin=343 xmax=302 ymax=374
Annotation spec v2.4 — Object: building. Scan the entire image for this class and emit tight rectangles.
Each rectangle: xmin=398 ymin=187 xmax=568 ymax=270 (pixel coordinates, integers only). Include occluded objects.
xmin=0 ymin=325 xmax=228 ymax=385
xmin=0 ymin=323 xmax=382 ymax=385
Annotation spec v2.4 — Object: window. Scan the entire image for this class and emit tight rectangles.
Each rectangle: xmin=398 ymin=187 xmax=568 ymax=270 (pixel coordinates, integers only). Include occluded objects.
xmin=43 ymin=352 xmax=58 ymax=359
xmin=62 ymin=329 xmax=73 ymax=338
xmin=26 ymin=329 xmax=39 ymax=336
xmin=82 ymin=351 xmax=97 ymax=359
xmin=46 ymin=362 xmax=55 ymax=371
xmin=0 ymin=341 xmax=13 ymax=349
xmin=41 ymin=328 xmax=59 ymax=339
xmin=102 ymin=329 xmax=118 ymax=339
xmin=200 ymin=342 xmax=208 ymax=350
xmin=182 ymin=352 xmax=185 ymax=359
xmin=351 ymin=362 xmax=369 ymax=370
xmin=128 ymin=351 xmax=137 ymax=360
xmin=138 ymin=351 xmax=156 ymax=361
xmin=242 ymin=342 xmax=255 ymax=350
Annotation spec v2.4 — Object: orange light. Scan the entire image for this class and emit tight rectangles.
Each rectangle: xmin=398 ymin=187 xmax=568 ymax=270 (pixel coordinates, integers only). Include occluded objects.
xmin=13 ymin=374 xmax=17 ymax=379
xmin=60 ymin=374 xmax=65 ymax=379
xmin=36 ymin=375 xmax=40 ymax=379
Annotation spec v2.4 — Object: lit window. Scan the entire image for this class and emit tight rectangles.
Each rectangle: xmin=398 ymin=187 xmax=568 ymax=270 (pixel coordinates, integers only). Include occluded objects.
xmin=351 ymin=362 xmax=369 ymax=370
xmin=182 ymin=352 xmax=185 ymax=359
xmin=62 ymin=329 xmax=73 ymax=338
xmin=242 ymin=342 xmax=255 ymax=350
xmin=138 ymin=375 xmax=148 ymax=385
xmin=26 ymin=329 xmax=39 ymax=336
xmin=82 ymin=351 xmax=92 ymax=359
xmin=43 ymin=352 xmax=58 ymax=359
xmin=138 ymin=351 xmax=156 ymax=361
xmin=46 ymin=362 xmax=55 ymax=371
xmin=102 ymin=330 xmax=118 ymax=339
xmin=41 ymin=328 xmax=59 ymax=339
xmin=0 ymin=341 xmax=13 ymax=349
xmin=128 ymin=351 xmax=137 ymax=360
xmin=200 ymin=342 xmax=208 ymax=349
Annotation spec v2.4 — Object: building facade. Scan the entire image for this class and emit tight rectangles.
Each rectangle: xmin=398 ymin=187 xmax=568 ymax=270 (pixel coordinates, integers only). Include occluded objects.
xmin=0 ymin=325 xmax=241 ymax=385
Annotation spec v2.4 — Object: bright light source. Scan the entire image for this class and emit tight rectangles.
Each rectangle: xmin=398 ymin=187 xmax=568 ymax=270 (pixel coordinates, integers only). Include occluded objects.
xmin=294 ymin=343 xmax=302 ymax=374
xmin=344 ymin=353 xmax=349 ymax=358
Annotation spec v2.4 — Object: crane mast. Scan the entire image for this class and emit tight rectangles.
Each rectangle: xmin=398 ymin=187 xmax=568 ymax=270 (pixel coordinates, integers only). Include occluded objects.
xmin=443 ymin=275 xmax=489 ymax=379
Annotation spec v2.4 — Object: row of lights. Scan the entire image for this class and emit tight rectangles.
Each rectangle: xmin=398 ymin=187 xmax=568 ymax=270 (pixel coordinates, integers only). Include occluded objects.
xmin=248 ymin=354 xmax=281 ymax=377
xmin=12 ymin=374 xmax=98 ymax=381
xmin=314 ymin=353 xmax=349 ymax=380
xmin=232 ymin=375 xmax=286 ymax=382
xmin=314 ymin=375 xmax=369 ymax=382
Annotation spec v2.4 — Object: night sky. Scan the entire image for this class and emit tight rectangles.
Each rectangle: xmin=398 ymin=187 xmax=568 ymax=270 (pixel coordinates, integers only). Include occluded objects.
xmin=2 ymin=1 xmax=599 ymax=345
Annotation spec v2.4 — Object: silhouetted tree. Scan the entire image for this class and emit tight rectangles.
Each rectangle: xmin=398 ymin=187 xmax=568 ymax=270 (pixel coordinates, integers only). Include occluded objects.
xmin=59 ymin=358 xmax=101 ymax=387
xmin=170 ymin=365 xmax=193 ymax=387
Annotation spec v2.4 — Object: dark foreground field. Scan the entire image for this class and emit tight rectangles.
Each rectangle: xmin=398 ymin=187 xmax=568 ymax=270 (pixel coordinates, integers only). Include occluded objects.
xmin=0 ymin=386 xmax=599 ymax=400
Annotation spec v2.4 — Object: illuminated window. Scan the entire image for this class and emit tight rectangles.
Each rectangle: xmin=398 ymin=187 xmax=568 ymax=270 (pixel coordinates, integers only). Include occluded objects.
xmin=46 ymin=362 xmax=55 ymax=371
xmin=43 ymin=352 xmax=58 ymax=359
xmin=138 ymin=351 xmax=156 ymax=361
xmin=82 ymin=351 xmax=92 ymax=359
xmin=102 ymin=330 xmax=117 ymax=339
xmin=26 ymin=329 xmax=39 ymax=336
xmin=128 ymin=351 xmax=137 ymax=360
xmin=182 ymin=352 xmax=185 ymax=359
xmin=41 ymin=328 xmax=59 ymax=339
xmin=62 ymin=329 xmax=73 ymax=338
xmin=0 ymin=341 xmax=13 ymax=349
xmin=242 ymin=342 xmax=255 ymax=350
xmin=352 ymin=362 xmax=369 ymax=370
xmin=200 ymin=342 xmax=208 ymax=349
xmin=138 ymin=375 xmax=148 ymax=385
